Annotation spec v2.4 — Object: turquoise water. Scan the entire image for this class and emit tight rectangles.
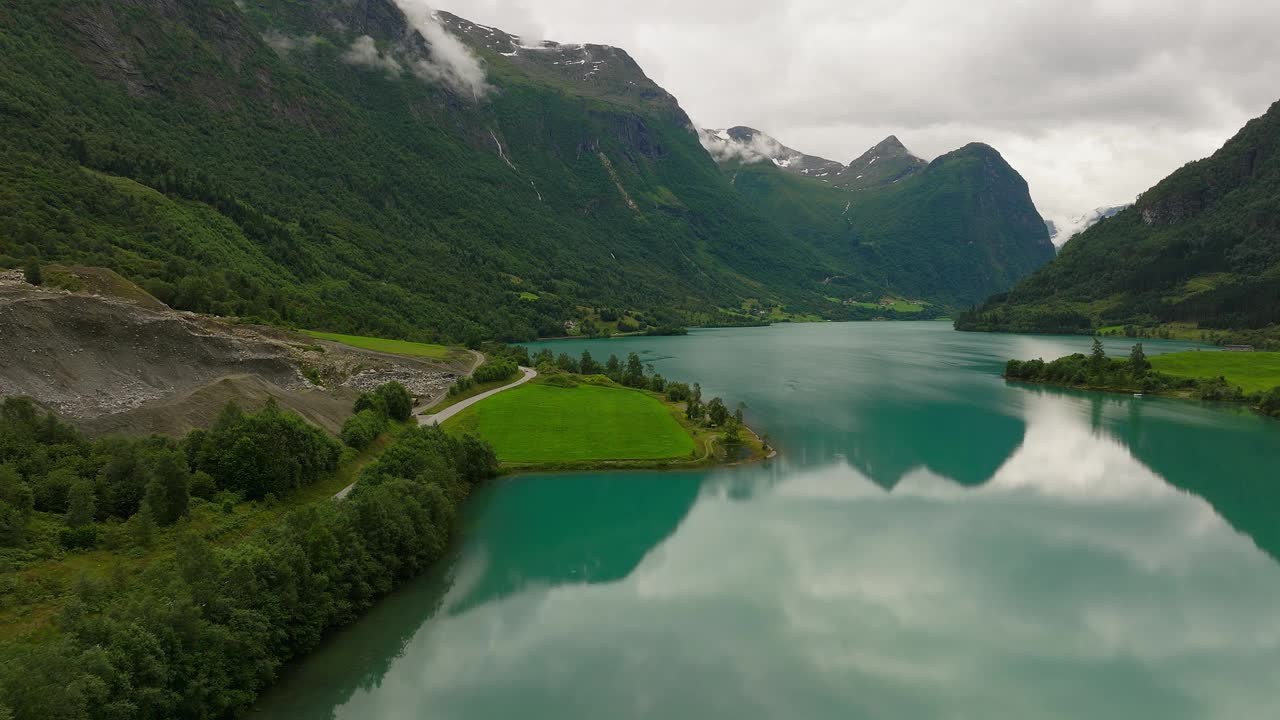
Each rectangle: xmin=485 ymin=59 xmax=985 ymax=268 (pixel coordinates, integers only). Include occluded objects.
xmin=252 ymin=322 xmax=1280 ymax=719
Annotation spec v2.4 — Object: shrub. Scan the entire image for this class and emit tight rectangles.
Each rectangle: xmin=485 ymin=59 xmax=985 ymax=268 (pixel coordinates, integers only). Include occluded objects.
xmin=1259 ymin=386 xmax=1280 ymax=418
xmin=374 ymin=382 xmax=413 ymax=422
xmin=341 ymin=409 xmax=387 ymax=450
xmin=58 ymin=526 xmax=99 ymax=551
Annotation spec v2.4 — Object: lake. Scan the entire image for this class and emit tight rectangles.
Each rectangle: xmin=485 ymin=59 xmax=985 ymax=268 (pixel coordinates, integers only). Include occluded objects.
xmin=251 ymin=321 xmax=1280 ymax=719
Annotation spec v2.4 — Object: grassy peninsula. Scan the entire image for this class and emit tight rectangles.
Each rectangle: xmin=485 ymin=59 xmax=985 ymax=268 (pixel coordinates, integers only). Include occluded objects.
xmin=1004 ymin=339 xmax=1280 ymax=418
xmin=443 ymin=347 xmax=770 ymax=472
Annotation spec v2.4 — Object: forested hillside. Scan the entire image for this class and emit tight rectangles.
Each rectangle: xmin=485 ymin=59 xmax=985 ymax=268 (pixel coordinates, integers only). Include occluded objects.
xmin=956 ymin=100 xmax=1280 ymax=341
xmin=726 ymin=142 xmax=1056 ymax=305
xmin=0 ymin=0 xmax=1055 ymax=341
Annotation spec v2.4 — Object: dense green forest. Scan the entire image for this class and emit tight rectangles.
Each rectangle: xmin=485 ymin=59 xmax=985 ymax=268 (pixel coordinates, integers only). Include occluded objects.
xmin=0 ymin=0 xmax=1055 ymax=344
xmin=956 ymin=100 xmax=1280 ymax=342
xmin=0 ymin=389 xmax=498 ymax=719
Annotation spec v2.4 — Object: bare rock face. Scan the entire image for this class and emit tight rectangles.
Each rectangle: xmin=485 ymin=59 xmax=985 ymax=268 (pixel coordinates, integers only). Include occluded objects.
xmin=0 ymin=275 xmax=465 ymax=435
xmin=0 ymin=282 xmax=305 ymax=419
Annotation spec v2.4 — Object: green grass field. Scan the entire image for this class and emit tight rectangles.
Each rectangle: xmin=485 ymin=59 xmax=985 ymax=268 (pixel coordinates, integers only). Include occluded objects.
xmin=1151 ymin=351 xmax=1280 ymax=394
xmin=851 ymin=297 xmax=926 ymax=313
xmin=443 ymin=382 xmax=695 ymax=463
xmin=303 ymin=330 xmax=451 ymax=359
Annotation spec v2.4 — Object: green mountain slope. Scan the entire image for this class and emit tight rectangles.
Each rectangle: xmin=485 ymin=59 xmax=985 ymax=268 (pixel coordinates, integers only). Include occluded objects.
xmin=956 ymin=100 xmax=1280 ymax=338
xmin=0 ymin=0 xmax=832 ymax=341
xmin=728 ymin=142 xmax=1056 ymax=305
xmin=0 ymin=0 xmax=1056 ymax=341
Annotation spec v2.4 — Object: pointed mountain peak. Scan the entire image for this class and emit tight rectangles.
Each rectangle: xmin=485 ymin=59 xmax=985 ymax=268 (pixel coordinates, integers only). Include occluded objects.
xmin=835 ymin=134 xmax=928 ymax=190
xmin=875 ymin=135 xmax=907 ymax=151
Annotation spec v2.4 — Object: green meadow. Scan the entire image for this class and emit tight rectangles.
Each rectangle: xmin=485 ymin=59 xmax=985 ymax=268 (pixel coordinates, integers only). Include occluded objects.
xmin=1150 ymin=351 xmax=1280 ymax=394
xmin=443 ymin=382 xmax=695 ymax=463
xmin=303 ymin=330 xmax=452 ymax=359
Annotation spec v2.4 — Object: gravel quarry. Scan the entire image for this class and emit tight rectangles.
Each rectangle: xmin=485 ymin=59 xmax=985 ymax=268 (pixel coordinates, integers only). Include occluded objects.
xmin=0 ymin=269 xmax=471 ymax=436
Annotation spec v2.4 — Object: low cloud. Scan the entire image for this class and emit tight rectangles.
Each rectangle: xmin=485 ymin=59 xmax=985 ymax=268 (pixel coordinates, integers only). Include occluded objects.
xmin=262 ymin=31 xmax=321 ymax=55
xmin=341 ymin=35 xmax=403 ymax=76
xmin=435 ymin=0 xmax=1280 ymax=222
xmin=696 ymin=129 xmax=784 ymax=165
xmin=394 ymin=1 xmax=492 ymax=100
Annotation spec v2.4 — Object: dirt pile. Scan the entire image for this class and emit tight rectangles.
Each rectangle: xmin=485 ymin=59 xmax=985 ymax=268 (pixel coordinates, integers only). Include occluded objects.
xmin=0 ymin=271 xmax=467 ymax=435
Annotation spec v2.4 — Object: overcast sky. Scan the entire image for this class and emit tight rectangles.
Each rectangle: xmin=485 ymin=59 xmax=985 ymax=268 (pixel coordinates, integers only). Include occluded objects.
xmin=437 ymin=0 xmax=1279 ymax=227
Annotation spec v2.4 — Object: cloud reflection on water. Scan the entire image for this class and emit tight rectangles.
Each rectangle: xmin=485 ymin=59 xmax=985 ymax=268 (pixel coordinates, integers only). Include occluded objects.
xmin=326 ymin=393 xmax=1280 ymax=720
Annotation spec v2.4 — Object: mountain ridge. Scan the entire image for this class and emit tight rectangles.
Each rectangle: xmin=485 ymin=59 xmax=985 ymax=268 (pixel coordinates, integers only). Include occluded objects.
xmin=1 ymin=0 xmax=1056 ymax=339
xmin=956 ymin=99 xmax=1280 ymax=338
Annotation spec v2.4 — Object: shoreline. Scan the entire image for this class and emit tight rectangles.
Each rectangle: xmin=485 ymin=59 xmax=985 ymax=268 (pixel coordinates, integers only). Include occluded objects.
xmin=1004 ymin=376 xmax=1273 ymax=418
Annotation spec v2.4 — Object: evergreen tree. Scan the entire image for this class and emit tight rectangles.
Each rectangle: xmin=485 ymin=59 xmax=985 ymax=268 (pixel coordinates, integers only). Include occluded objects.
xmin=142 ymin=449 xmax=190 ymax=526
xmin=1128 ymin=343 xmax=1150 ymax=375
xmin=1090 ymin=337 xmax=1107 ymax=367
xmin=133 ymin=500 xmax=156 ymax=548
xmin=64 ymin=479 xmax=96 ymax=528
xmin=579 ymin=350 xmax=600 ymax=375
xmin=624 ymin=352 xmax=645 ymax=387
xmin=604 ymin=354 xmax=622 ymax=380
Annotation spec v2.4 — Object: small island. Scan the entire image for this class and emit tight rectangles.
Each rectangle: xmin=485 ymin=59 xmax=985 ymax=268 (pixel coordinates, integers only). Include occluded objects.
xmin=1004 ymin=339 xmax=1280 ymax=418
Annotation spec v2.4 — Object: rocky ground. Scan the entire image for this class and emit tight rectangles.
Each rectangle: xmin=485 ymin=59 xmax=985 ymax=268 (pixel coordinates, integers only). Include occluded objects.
xmin=0 ymin=268 xmax=469 ymax=435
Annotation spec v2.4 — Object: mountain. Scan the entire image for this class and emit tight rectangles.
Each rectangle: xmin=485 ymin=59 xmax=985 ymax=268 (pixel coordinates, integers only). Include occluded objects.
xmin=700 ymin=128 xmax=928 ymax=190
xmin=1046 ymin=205 xmax=1130 ymax=247
xmin=956 ymin=100 xmax=1280 ymax=337
xmin=0 ymin=0 xmax=1053 ymax=341
xmin=713 ymin=133 xmax=1056 ymax=305
xmin=834 ymin=135 xmax=929 ymax=191
xmin=699 ymin=127 xmax=847 ymax=180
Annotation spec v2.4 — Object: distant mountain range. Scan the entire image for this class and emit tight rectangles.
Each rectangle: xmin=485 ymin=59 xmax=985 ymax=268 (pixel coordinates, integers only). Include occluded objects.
xmin=698 ymin=127 xmax=928 ymax=191
xmin=699 ymin=126 xmax=1055 ymax=305
xmin=958 ymin=99 xmax=1280 ymax=339
xmin=0 ymin=0 xmax=1056 ymax=340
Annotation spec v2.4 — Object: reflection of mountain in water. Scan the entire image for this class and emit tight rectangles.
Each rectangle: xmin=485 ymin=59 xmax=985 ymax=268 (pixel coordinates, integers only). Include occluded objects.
xmin=250 ymin=472 xmax=704 ymax=718
xmin=446 ymin=472 xmax=704 ymax=613
xmin=1008 ymin=385 xmax=1280 ymax=564
xmin=1096 ymin=397 xmax=1280 ymax=563
xmin=839 ymin=397 xmax=1025 ymax=488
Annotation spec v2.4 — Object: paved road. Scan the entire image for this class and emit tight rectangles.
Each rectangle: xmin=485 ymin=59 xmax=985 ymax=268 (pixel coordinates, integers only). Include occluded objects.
xmin=419 ymin=366 xmax=537 ymax=427
xmin=333 ymin=367 xmax=536 ymax=500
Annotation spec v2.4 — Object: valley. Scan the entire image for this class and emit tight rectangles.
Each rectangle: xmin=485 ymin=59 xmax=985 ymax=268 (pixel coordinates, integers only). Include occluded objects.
xmin=0 ymin=1 xmax=1277 ymax=719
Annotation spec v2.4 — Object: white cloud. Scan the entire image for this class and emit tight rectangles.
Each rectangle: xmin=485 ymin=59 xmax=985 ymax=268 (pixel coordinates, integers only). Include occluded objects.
xmin=432 ymin=0 xmax=1280 ymax=221
xmin=341 ymin=35 xmax=403 ymax=76
xmin=394 ymin=1 xmax=492 ymax=99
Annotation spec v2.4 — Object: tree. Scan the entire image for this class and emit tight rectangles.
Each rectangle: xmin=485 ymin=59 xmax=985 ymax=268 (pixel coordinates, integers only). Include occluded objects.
xmin=142 ymin=449 xmax=190 ymax=526
xmin=1128 ymin=343 xmax=1150 ymax=375
xmin=706 ymin=397 xmax=729 ymax=426
xmin=341 ymin=409 xmax=386 ymax=450
xmin=624 ymin=352 xmax=645 ymax=387
xmin=579 ymin=350 xmax=600 ymax=375
xmin=555 ymin=353 xmax=578 ymax=373
xmin=375 ymin=382 xmax=413 ymax=422
xmin=1090 ymin=337 xmax=1106 ymax=368
xmin=0 ymin=465 xmax=32 ymax=547
xmin=132 ymin=501 xmax=156 ymax=548
xmin=65 ymin=479 xmax=96 ymax=528
xmin=23 ymin=259 xmax=42 ymax=286
xmin=604 ymin=354 xmax=622 ymax=381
